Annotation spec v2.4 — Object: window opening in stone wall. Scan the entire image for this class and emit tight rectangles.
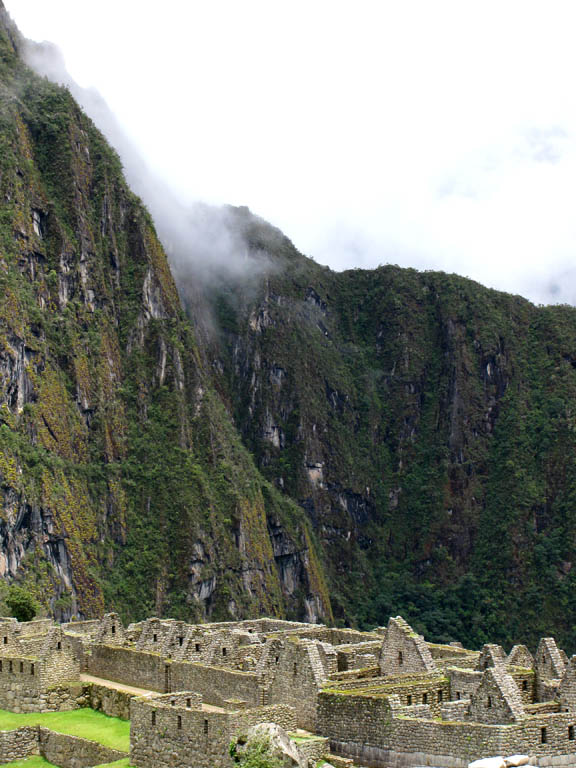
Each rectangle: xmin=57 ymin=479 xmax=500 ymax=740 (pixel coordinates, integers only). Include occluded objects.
xmin=8 ymin=662 xmax=12 ymax=673
xmin=569 ymin=726 xmax=575 ymax=741
xmin=204 ymin=719 xmax=209 ymax=734
xmin=522 ymin=680 xmax=528 ymax=691
xmin=456 ymin=692 xmax=460 ymax=700
xmin=275 ymin=656 xmax=279 ymax=663
xmin=222 ymin=647 xmax=227 ymax=656
xmin=179 ymin=636 xmax=184 ymax=646
xmin=487 ymin=696 xmax=492 ymax=708
xmin=19 ymin=662 xmax=23 ymax=673
xmin=422 ymin=693 xmax=427 ymax=704
xmin=294 ymin=662 xmax=298 ymax=675
xmin=438 ymin=690 xmax=443 ymax=703
xmin=30 ymin=664 xmax=34 ymax=675
xmin=152 ymin=712 xmax=156 ymax=725
xmin=3 ymin=637 xmax=7 ymax=645
xmin=177 ymin=715 xmax=182 ymax=729
xmin=0 ymin=661 xmax=3 ymax=672
xmin=153 ymin=634 xmax=158 ymax=643
xmin=111 ymin=625 xmax=115 ymax=635
xmin=541 ymin=727 xmax=547 ymax=744
xmin=398 ymin=650 xmax=403 ymax=665
xmin=170 ymin=698 xmax=175 ymax=706
xmin=195 ymin=643 xmax=201 ymax=652
xmin=57 ymin=641 xmax=61 ymax=650
xmin=186 ymin=698 xmax=191 ymax=708
xmin=407 ymin=695 xmax=412 ymax=705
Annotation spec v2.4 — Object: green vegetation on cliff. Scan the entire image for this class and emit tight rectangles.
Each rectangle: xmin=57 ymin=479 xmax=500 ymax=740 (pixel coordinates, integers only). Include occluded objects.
xmin=0 ymin=5 xmax=330 ymax=625
xmin=2 ymin=1 xmax=576 ymax=653
xmin=193 ymin=211 xmax=576 ymax=652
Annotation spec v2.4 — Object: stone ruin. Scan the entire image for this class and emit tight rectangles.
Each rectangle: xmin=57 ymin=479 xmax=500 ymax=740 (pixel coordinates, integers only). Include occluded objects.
xmin=0 ymin=612 xmax=574 ymax=766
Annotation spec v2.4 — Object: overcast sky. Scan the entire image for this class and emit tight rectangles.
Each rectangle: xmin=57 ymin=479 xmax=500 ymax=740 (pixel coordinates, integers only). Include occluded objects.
xmin=5 ymin=0 xmax=576 ymax=304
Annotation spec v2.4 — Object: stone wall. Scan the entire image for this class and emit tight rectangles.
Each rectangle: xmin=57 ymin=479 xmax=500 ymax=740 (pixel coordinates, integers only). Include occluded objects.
xmin=170 ymin=661 xmax=262 ymax=706
xmin=326 ymin=674 xmax=450 ymax=717
xmin=509 ymin=667 xmax=536 ymax=705
xmin=40 ymin=643 xmax=81 ymax=688
xmin=448 ymin=668 xmax=482 ymax=700
xmin=294 ymin=735 xmax=329 ymax=765
xmin=318 ymin=690 xmax=576 ymax=767
xmin=62 ymin=620 xmax=100 ymax=637
xmin=86 ymin=682 xmax=133 ymax=720
xmin=85 ymin=644 xmax=165 ymax=691
xmin=17 ymin=619 xmax=54 ymax=637
xmin=379 ymin=617 xmax=437 ymax=676
xmin=38 ymin=728 xmax=127 ymax=768
xmin=0 ymin=726 xmax=127 ymax=768
xmin=0 ymin=656 xmax=42 ymax=711
xmin=265 ymin=640 xmax=329 ymax=730
xmin=0 ymin=727 xmax=38 ymax=763
xmin=130 ymin=695 xmax=295 ymax=768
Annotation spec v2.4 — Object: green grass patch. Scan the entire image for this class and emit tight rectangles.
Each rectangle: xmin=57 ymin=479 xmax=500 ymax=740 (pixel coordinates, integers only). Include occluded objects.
xmin=91 ymin=760 xmax=131 ymax=768
xmin=0 ymin=758 xmax=56 ymax=768
xmin=288 ymin=733 xmax=324 ymax=744
xmin=0 ymin=709 xmax=129 ymax=752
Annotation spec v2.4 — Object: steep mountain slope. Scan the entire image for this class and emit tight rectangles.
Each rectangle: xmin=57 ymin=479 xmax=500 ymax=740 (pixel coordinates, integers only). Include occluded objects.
xmin=187 ymin=209 xmax=576 ymax=651
xmin=0 ymin=5 xmax=331 ymax=624
xmin=3 ymin=2 xmax=576 ymax=654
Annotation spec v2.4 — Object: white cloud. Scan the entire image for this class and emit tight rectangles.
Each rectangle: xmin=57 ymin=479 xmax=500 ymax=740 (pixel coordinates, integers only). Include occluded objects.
xmin=5 ymin=0 xmax=576 ymax=303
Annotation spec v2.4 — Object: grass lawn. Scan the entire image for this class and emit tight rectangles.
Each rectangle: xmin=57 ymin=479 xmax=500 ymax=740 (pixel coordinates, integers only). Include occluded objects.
xmin=92 ymin=761 xmax=131 ymax=768
xmin=0 ymin=758 xmax=56 ymax=767
xmin=0 ymin=709 xmax=130 ymax=752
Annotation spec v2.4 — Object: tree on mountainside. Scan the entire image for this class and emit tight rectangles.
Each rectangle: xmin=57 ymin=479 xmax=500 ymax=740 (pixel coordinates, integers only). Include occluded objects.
xmin=6 ymin=586 xmax=40 ymax=622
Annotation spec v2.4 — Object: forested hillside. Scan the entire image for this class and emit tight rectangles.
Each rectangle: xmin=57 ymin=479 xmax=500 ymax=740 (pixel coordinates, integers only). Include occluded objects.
xmin=186 ymin=209 xmax=576 ymax=651
xmin=2 ymin=1 xmax=576 ymax=653
xmin=0 ymin=3 xmax=330 ymax=625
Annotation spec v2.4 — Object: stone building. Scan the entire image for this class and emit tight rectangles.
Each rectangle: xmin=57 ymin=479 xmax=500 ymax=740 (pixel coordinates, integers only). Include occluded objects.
xmin=1 ymin=612 xmax=576 ymax=766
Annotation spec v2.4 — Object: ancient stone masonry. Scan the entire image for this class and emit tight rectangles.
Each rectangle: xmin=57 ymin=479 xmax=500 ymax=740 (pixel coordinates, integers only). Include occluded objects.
xmin=2 ymin=612 xmax=576 ymax=767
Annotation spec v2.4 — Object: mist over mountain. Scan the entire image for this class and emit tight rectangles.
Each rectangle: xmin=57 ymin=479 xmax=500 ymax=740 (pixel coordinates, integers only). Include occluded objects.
xmin=3 ymin=3 xmax=576 ymax=653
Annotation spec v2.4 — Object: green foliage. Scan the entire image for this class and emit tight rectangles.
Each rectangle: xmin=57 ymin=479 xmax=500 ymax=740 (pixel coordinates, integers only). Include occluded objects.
xmin=196 ymin=213 xmax=576 ymax=652
xmin=0 ymin=12 xmax=330 ymax=627
xmin=5 ymin=586 xmax=39 ymax=623
xmin=230 ymin=735 xmax=283 ymax=768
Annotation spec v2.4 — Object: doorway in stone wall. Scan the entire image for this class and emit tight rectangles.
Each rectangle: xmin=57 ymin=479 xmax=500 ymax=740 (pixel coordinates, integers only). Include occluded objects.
xmin=164 ymin=663 xmax=172 ymax=693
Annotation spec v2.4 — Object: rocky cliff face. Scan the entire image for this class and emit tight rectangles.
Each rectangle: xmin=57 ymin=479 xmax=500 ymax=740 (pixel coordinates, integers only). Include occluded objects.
xmin=188 ymin=210 xmax=576 ymax=651
xmin=3 ymin=3 xmax=576 ymax=652
xmin=0 ymin=4 xmax=331 ymax=625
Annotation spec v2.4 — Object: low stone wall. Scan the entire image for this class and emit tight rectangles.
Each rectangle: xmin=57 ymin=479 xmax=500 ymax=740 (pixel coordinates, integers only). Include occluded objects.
xmin=17 ymin=619 xmax=54 ymax=637
xmin=236 ymin=705 xmax=296 ymax=732
xmin=41 ymin=683 xmax=88 ymax=712
xmin=0 ymin=727 xmax=38 ymax=763
xmin=38 ymin=728 xmax=127 ymax=768
xmin=0 ymin=726 xmax=126 ymax=768
xmin=328 ymin=666 xmax=380 ymax=682
xmin=87 ymin=682 xmax=133 ymax=720
xmin=296 ymin=736 xmax=329 ymax=765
